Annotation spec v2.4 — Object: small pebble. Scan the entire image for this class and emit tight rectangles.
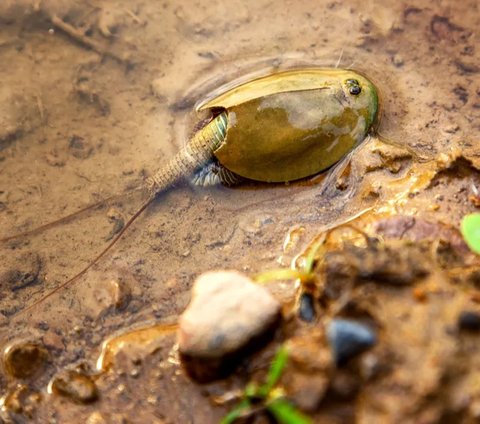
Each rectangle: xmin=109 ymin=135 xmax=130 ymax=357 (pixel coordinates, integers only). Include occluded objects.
xmin=178 ymin=270 xmax=281 ymax=382
xmin=443 ymin=124 xmax=460 ymax=134
xmin=2 ymin=252 xmax=43 ymax=292
xmin=3 ymin=342 xmax=48 ymax=378
xmin=50 ymin=370 xmax=98 ymax=404
xmin=43 ymin=331 xmax=65 ymax=351
xmin=108 ymin=279 xmax=131 ymax=310
xmin=412 ymin=286 xmax=428 ymax=302
xmin=458 ymin=311 xmax=480 ymax=332
xmin=392 ymin=54 xmax=404 ymax=67
xmin=298 ymin=293 xmax=316 ymax=322
xmin=327 ymin=319 xmax=377 ymax=366
xmin=86 ymin=411 xmax=107 ymax=424
xmin=68 ymin=135 xmax=93 ymax=160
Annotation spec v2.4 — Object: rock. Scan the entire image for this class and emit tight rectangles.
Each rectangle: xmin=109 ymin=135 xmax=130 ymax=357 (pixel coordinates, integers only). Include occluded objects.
xmin=325 ymin=242 xmax=430 ymax=289
xmin=1 ymin=252 xmax=43 ymax=292
xmin=42 ymin=331 xmax=65 ymax=351
xmin=458 ymin=311 xmax=480 ymax=332
xmin=68 ymin=135 xmax=93 ymax=160
xmin=86 ymin=411 xmax=107 ymax=424
xmin=327 ymin=319 xmax=377 ymax=366
xmin=3 ymin=341 xmax=48 ymax=378
xmin=50 ymin=369 xmax=98 ymax=404
xmin=178 ymin=270 xmax=281 ymax=382
xmin=108 ymin=278 xmax=131 ymax=310
xmin=298 ymin=292 xmax=316 ymax=322
xmin=392 ymin=54 xmax=404 ymax=67
xmin=91 ymin=278 xmax=131 ymax=319
xmin=373 ymin=216 xmax=470 ymax=255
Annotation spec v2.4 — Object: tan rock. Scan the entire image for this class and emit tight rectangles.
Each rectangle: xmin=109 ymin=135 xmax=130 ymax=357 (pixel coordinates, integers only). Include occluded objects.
xmin=178 ymin=270 xmax=281 ymax=381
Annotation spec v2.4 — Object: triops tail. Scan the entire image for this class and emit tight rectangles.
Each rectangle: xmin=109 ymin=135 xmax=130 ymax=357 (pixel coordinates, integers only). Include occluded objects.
xmin=145 ymin=111 xmax=227 ymax=195
xmin=10 ymin=111 xmax=228 ymax=318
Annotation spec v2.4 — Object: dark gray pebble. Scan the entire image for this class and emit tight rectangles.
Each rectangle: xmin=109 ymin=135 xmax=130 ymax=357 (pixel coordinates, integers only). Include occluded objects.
xmin=327 ymin=319 xmax=377 ymax=366
xmin=298 ymin=293 xmax=316 ymax=322
xmin=458 ymin=311 xmax=480 ymax=332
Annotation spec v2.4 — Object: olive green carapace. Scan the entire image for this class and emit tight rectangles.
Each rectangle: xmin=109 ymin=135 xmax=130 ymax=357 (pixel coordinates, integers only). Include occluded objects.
xmin=198 ymin=68 xmax=379 ymax=182
xmin=147 ymin=68 xmax=378 ymax=195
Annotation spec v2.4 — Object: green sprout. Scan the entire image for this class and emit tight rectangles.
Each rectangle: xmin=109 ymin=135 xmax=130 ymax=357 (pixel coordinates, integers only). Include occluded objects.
xmin=254 ymin=236 xmax=326 ymax=285
xmin=461 ymin=213 xmax=480 ymax=255
xmin=220 ymin=346 xmax=312 ymax=424
xmin=254 ymin=224 xmax=372 ymax=286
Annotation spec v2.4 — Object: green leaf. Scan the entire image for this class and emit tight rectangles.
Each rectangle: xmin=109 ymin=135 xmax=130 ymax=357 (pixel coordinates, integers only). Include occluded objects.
xmin=258 ymin=346 xmax=289 ymax=397
xmin=267 ymin=398 xmax=312 ymax=424
xmin=254 ymin=269 xmax=311 ymax=284
xmin=461 ymin=213 xmax=480 ymax=255
xmin=220 ymin=399 xmax=251 ymax=424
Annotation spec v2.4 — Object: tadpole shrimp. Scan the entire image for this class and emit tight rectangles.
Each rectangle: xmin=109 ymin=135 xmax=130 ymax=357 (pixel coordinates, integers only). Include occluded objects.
xmin=0 ymin=66 xmax=379 ymax=321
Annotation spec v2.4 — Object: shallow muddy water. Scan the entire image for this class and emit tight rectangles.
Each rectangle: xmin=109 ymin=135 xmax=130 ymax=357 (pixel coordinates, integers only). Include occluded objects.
xmin=0 ymin=0 xmax=479 ymax=422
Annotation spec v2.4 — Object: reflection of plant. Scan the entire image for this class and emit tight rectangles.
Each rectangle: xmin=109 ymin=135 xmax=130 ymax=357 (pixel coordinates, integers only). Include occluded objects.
xmin=461 ymin=213 xmax=480 ymax=255
xmin=220 ymin=346 xmax=311 ymax=424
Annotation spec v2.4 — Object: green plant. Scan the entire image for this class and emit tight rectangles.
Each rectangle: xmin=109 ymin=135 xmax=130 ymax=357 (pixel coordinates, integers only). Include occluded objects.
xmin=461 ymin=213 xmax=480 ymax=255
xmin=254 ymin=236 xmax=326 ymax=285
xmin=220 ymin=346 xmax=311 ymax=424
xmin=254 ymin=224 xmax=372 ymax=286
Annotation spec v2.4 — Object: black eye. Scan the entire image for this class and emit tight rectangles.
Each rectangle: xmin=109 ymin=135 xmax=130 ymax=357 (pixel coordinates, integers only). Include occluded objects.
xmin=345 ymin=79 xmax=361 ymax=96
xmin=349 ymin=85 xmax=361 ymax=95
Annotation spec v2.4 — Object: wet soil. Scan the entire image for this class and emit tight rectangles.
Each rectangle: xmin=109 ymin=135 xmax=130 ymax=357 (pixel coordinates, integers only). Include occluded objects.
xmin=0 ymin=0 xmax=479 ymax=422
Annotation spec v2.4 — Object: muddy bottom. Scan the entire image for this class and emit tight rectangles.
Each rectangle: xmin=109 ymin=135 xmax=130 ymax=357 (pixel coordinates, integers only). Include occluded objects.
xmin=0 ymin=0 xmax=479 ymax=423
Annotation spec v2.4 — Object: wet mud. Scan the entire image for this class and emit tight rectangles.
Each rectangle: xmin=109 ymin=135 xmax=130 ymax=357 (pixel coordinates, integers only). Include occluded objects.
xmin=0 ymin=0 xmax=479 ymax=422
